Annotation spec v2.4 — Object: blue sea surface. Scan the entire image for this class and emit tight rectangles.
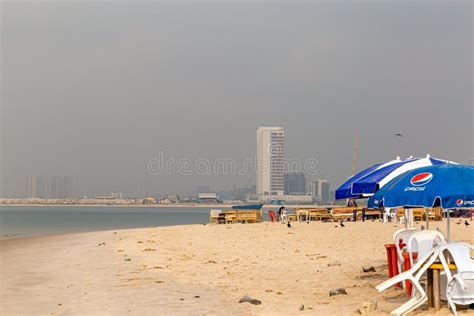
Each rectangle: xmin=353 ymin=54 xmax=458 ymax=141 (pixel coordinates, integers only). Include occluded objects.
xmin=0 ymin=206 xmax=213 ymax=238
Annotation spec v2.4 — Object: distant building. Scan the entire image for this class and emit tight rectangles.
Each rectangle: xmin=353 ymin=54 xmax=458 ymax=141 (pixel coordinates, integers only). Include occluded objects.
xmin=216 ymin=184 xmax=257 ymax=201
xmin=197 ymin=192 xmax=219 ymax=203
xmin=310 ymin=179 xmax=330 ymax=203
xmin=256 ymin=127 xmax=284 ymax=196
xmin=26 ymin=176 xmax=40 ymax=198
xmin=197 ymin=185 xmax=211 ymax=194
xmin=111 ymin=192 xmax=123 ymax=199
xmin=258 ymin=194 xmax=313 ymax=204
xmin=198 ymin=192 xmax=217 ymax=199
xmin=50 ymin=176 xmax=73 ymax=199
xmin=26 ymin=175 xmax=72 ymax=198
xmin=284 ymin=172 xmax=306 ymax=195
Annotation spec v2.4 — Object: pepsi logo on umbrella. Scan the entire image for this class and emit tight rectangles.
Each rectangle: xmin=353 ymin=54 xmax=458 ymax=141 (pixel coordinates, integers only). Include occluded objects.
xmin=457 ymin=199 xmax=474 ymax=206
xmin=410 ymin=172 xmax=433 ymax=186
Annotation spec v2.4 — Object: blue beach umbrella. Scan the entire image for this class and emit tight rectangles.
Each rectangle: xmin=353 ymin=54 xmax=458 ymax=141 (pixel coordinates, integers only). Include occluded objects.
xmin=368 ymin=163 xmax=474 ymax=239
xmin=335 ymin=155 xmax=448 ymax=200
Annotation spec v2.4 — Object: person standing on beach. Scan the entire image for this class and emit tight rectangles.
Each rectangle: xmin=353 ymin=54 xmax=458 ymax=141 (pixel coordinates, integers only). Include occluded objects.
xmin=279 ymin=206 xmax=287 ymax=223
xmin=347 ymin=198 xmax=358 ymax=207
xmin=278 ymin=206 xmax=284 ymax=222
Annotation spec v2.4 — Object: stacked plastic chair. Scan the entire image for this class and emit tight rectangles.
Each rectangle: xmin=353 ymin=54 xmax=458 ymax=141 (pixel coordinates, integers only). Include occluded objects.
xmin=439 ymin=242 xmax=474 ymax=315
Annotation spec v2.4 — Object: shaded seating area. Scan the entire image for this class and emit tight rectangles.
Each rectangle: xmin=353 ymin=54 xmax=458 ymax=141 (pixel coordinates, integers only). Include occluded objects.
xmin=331 ymin=207 xmax=361 ymax=221
xmin=209 ymin=205 xmax=263 ymax=224
xmin=284 ymin=208 xmax=332 ymax=222
xmin=396 ymin=207 xmax=444 ymax=223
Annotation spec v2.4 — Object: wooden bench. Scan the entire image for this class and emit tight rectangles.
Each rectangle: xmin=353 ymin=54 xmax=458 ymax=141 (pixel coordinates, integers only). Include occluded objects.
xmin=223 ymin=210 xmax=237 ymax=224
xmin=396 ymin=208 xmax=443 ymax=222
xmin=331 ymin=207 xmax=360 ymax=221
xmin=412 ymin=208 xmax=425 ymax=221
xmin=309 ymin=208 xmax=331 ymax=221
xmin=397 ymin=207 xmax=405 ymax=221
xmin=293 ymin=208 xmax=331 ymax=221
xmin=359 ymin=208 xmax=382 ymax=220
xmin=422 ymin=207 xmax=442 ymax=221
xmin=234 ymin=210 xmax=258 ymax=223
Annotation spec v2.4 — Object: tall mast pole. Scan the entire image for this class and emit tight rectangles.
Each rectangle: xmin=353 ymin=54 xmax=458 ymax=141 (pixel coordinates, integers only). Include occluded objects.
xmin=352 ymin=131 xmax=359 ymax=176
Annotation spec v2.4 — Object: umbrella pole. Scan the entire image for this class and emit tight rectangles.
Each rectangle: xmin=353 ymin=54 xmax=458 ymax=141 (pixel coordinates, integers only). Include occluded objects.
xmin=404 ymin=208 xmax=408 ymax=229
xmin=446 ymin=208 xmax=450 ymax=242
xmin=425 ymin=208 xmax=429 ymax=229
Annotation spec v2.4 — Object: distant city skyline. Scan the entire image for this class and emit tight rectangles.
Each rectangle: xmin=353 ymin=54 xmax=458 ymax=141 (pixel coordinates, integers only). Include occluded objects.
xmin=26 ymin=175 xmax=73 ymax=199
xmin=1 ymin=1 xmax=472 ymax=198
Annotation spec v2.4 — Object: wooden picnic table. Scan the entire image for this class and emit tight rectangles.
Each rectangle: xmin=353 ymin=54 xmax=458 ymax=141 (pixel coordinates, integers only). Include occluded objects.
xmin=295 ymin=208 xmax=331 ymax=221
xmin=427 ymin=262 xmax=456 ymax=310
xmin=296 ymin=209 xmax=310 ymax=221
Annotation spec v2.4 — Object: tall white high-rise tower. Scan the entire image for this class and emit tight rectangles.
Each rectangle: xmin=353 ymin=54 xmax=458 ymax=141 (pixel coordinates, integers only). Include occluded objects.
xmin=256 ymin=127 xmax=284 ymax=195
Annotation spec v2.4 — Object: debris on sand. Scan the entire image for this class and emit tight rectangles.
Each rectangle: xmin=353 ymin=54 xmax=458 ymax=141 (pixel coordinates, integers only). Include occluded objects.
xmin=142 ymin=248 xmax=156 ymax=252
xmin=353 ymin=300 xmax=377 ymax=315
xmin=239 ymin=295 xmax=262 ymax=305
xmin=362 ymin=266 xmax=376 ymax=273
xmin=299 ymin=304 xmax=305 ymax=311
xmin=327 ymin=262 xmax=341 ymax=267
xmin=329 ymin=288 xmax=348 ymax=296
xmin=124 ymin=258 xmax=132 ymax=262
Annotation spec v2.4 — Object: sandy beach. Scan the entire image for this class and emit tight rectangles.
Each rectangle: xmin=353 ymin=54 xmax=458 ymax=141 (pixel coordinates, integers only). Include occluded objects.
xmin=1 ymin=220 xmax=472 ymax=315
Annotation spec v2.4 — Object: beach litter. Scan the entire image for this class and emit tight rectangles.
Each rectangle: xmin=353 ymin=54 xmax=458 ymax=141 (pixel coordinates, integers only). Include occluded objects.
xmin=362 ymin=266 xmax=376 ymax=273
xmin=299 ymin=304 xmax=305 ymax=311
xmin=239 ymin=295 xmax=262 ymax=305
xmin=329 ymin=288 xmax=348 ymax=296
xmin=353 ymin=300 xmax=377 ymax=315
xmin=124 ymin=258 xmax=132 ymax=261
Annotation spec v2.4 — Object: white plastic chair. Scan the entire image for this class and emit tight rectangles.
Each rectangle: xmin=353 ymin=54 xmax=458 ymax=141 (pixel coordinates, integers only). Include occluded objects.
xmin=376 ymin=246 xmax=441 ymax=315
xmin=439 ymin=242 xmax=474 ymax=315
xmin=393 ymin=228 xmax=418 ymax=275
xmin=407 ymin=230 xmax=446 ymax=267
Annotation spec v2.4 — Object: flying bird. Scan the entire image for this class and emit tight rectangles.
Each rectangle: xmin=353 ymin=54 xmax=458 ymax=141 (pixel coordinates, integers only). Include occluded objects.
xmin=394 ymin=133 xmax=404 ymax=138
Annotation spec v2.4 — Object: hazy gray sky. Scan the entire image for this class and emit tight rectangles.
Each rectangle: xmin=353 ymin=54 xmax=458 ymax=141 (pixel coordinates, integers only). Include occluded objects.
xmin=1 ymin=1 xmax=473 ymax=197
